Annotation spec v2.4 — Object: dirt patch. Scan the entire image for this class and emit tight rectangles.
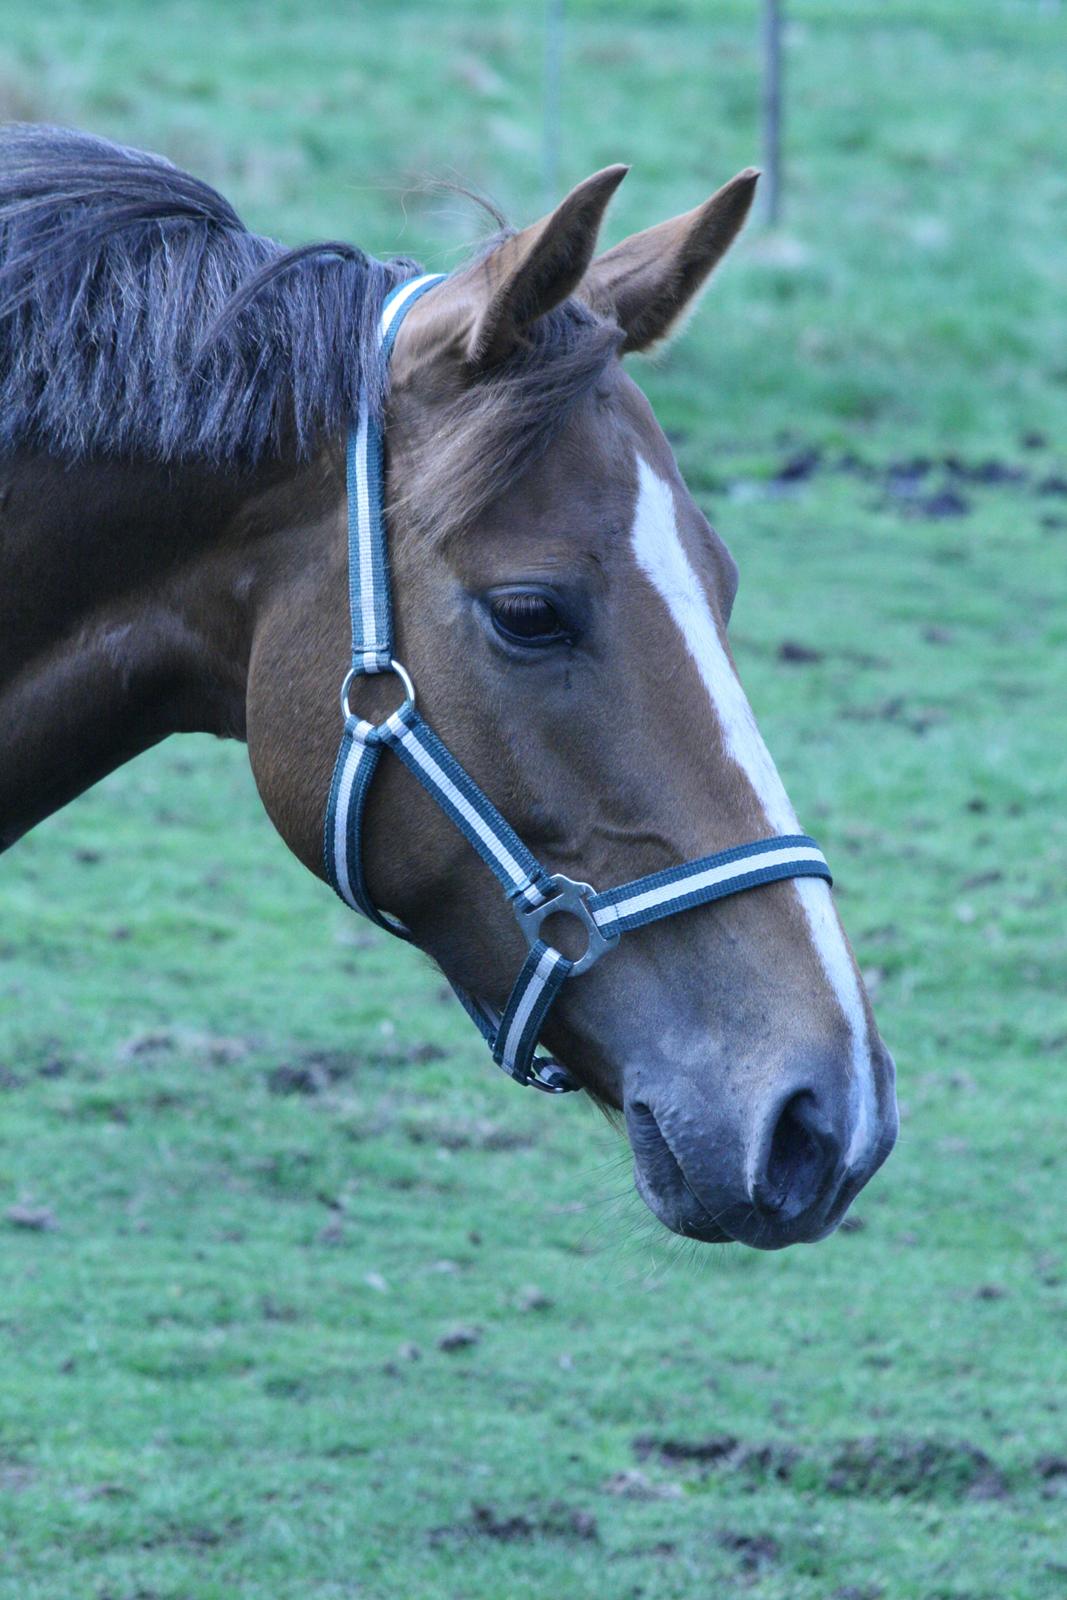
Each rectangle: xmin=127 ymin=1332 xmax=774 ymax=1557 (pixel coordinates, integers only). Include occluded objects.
xmin=1036 ymin=1455 xmax=1067 ymax=1498
xmin=634 ymin=1433 xmax=738 ymax=1466
xmin=840 ymin=696 xmax=945 ymax=736
xmin=118 ymin=1029 xmax=181 ymax=1061
xmin=640 ymin=1434 xmax=799 ymax=1483
xmin=778 ymin=639 xmax=825 ymax=665
xmin=265 ymin=1042 xmax=417 ymax=1095
xmin=718 ymin=1529 xmax=780 ymax=1573
xmin=775 ymin=447 xmax=822 ymax=484
xmin=634 ymin=1434 xmax=800 ymax=1489
xmin=5 ymin=1202 xmax=57 ymax=1231
xmin=404 ymin=1042 xmax=449 ymax=1064
xmin=633 ymin=1432 xmax=1009 ymax=1502
xmin=601 ymin=1469 xmax=683 ymax=1501
xmin=141 ymin=1516 xmax=244 ymax=1550
xmin=404 ymin=1116 xmax=537 ymax=1151
xmin=430 ymin=1501 xmax=598 ymax=1546
xmin=733 ymin=445 xmax=1065 ymax=524
xmin=437 ymin=1324 xmax=482 ymax=1353
xmin=119 ymin=1028 xmax=252 ymax=1066
xmin=75 ymin=1480 xmax=132 ymax=1502
xmin=608 ymin=1540 xmax=679 ymax=1563
xmin=266 ymin=1051 xmax=355 ymax=1095
xmin=470 ymin=1504 xmax=536 ymax=1542
xmin=0 ymin=1041 xmax=70 ymax=1089
xmin=827 ymin=1436 xmax=1007 ymax=1501
xmin=733 ymin=1441 xmax=805 ymax=1484
xmin=906 ymin=487 xmax=971 ymax=519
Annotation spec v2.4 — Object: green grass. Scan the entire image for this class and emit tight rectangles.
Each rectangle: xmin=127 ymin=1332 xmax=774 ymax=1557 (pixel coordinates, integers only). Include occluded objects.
xmin=2 ymin=2 xmax=1066 ymax=1597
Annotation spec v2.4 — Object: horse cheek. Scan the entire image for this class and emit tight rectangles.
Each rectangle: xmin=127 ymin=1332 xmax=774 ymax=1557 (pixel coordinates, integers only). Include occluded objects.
xmin=245 ymin=597 xmax=341 ymax=880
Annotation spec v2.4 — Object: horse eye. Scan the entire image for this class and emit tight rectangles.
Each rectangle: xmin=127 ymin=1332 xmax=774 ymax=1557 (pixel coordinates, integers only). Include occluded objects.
xmin=489 ymin=591 xmax=569 ymax=647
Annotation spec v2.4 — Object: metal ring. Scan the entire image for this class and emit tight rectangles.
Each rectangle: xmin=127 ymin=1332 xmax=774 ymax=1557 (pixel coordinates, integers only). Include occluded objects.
xmin=340 ymin=658 xmax=417 ymax=724
xmin=526 ymin=1059 xmax=580 ymax=1094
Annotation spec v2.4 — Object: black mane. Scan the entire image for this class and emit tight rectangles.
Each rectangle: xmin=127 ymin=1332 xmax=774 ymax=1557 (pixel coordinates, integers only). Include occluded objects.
xmin=0 ymin=125 xmax=621 ymax=511
xmin=0 ymin=125 xmax=421 ymax=465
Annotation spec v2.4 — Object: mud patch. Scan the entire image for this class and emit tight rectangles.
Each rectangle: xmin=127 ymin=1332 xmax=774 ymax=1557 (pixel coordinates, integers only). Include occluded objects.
xmin=268 ymin=1040 xmax=442 ymax=1094
xmin=5 ymin=1202 xmax=57 ymax=1231
xmin=601 ymin=1469 xmax=683 ymax=1501
xmin=0 ymin=1040 xmax=72 ymax=1090
xmin=437 ymin=1324 xmax=481 ymax=1353
xmin=608 ymin=1540 xmax=679 ymax=1562
xmin=404 ymin=1115 xmax=537 ymax=1151
xmin=840 ymin=696 xmax=945 ymax=736
xmin=775 ymin=447 xmax=822 ymax=484
xmin=266 ymin=1050 xmax=356 ymax=1095
xmin=634 ymin=1433 xmax=738 ymax=1466
xmin=141 ymin=1515 xmax=244 ymax=1551
xmin=430 ymin=1501 xmax=598 ymax=1545
xmin=718 ymin=1529 xmax=780 ymax=1573
xmin=727 ymin=445 xmax=1064 ymax=524
xmin=905 ymin=487 xmax=971 ymax=519
xmin=633 ymin=1432 xmax=1010 ymax=1502
xmin=826 ymin=1436 xmax=1007 ymax=1501
xmin=635 ymin=1434 xmax=798 ymax=1485
xmin=119 ymin=1028 xmax=252 ymax=1066
xmin=1036 ymin=1455 xmax=1067 ymax=1498
xmin=777 ymin=639 xmax=825 ymax=665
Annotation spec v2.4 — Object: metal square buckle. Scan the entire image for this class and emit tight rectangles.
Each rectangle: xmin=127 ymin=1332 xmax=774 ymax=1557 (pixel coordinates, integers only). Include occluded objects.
xmin=516 ymin=873 xmax=619 ymax=977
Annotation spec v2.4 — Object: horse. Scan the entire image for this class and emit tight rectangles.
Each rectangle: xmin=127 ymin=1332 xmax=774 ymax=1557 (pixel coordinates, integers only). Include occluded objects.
xmin=0 ymin=126 xmax=897 ymax=1250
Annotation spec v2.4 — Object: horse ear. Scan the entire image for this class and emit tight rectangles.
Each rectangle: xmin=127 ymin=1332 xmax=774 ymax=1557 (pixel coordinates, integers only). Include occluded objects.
xmin=465 ymin=164 xmax=629 ymax=369
xmin=585 ymin=169 xmax=759 ymax=354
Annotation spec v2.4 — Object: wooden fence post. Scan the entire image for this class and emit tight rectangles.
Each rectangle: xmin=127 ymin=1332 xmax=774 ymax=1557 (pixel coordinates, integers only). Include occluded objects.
xmin=762 ymin=0 xmax=784 ymax=226
xmin=544 ymin=0 xmax=565 ymax=206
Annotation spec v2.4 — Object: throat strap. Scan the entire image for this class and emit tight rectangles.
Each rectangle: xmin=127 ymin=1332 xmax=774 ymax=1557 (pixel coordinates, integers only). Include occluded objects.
xmin=323 ymin=273 xmax=833 ymax=1096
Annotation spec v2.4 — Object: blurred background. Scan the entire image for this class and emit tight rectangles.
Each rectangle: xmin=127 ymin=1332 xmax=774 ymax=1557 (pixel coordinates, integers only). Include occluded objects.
xmin=1 ymin=4 xmax=1064 ymax=1598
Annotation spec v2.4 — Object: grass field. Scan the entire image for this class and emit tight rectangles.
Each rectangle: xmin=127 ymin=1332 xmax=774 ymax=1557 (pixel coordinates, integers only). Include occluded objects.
xmin=2 ymin=2 xmax=1066 ymax=1597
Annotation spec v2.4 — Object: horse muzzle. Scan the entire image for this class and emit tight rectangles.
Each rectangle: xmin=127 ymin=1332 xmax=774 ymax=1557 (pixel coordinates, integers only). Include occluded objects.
xmin=624 ymin=1049 xmax=898 ymax=1250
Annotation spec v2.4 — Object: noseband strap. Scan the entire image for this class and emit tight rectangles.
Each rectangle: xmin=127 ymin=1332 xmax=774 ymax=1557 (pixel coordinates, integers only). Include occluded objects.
xmin=324 ymin=274 xmax=832 ymax=1095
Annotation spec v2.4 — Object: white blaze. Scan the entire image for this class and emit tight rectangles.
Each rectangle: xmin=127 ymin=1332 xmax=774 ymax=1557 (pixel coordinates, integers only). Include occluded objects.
xmin=629 ymin=456 xmax=875 ymax=1166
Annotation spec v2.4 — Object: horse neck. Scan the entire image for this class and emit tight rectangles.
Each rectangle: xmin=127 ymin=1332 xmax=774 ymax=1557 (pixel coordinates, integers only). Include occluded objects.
xmin=0 ymin=449 xmax=336 ymax=849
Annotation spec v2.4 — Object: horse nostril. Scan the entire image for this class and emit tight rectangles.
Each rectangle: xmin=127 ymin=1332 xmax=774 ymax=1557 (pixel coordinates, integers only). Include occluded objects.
xmin=754 ymin=1090 xmax=841 ymax=1222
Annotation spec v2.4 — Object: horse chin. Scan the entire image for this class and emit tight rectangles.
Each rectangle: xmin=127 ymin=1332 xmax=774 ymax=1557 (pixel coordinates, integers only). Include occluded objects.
xmin=626 ymin=1100 xmax=733 ymax=1244
xmin=634 ymin=1171 xmax=733 ymax=1245
xmin=633 ymin=1156 xmax=851 ymax=1251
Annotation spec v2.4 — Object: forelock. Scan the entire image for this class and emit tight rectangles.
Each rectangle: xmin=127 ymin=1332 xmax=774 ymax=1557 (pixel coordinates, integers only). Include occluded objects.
xmin=393 ymin=300 xmax=623 ymax=547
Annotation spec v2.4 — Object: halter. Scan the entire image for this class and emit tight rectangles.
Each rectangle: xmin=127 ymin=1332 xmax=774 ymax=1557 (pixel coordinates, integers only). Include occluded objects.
xmin=324 ymin=274 xmax=832 ymax=1095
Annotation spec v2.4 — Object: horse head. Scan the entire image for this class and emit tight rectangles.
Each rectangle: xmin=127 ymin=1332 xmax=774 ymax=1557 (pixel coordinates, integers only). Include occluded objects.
xmin=247 ymin=166 xmax=898 ymax=1248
